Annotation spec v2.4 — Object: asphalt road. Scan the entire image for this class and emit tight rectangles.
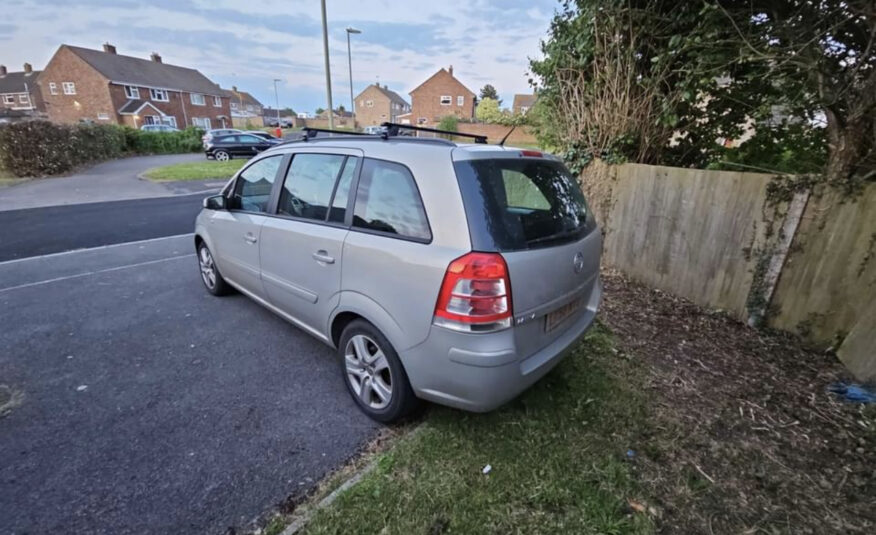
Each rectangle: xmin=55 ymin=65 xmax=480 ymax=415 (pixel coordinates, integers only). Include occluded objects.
xmin=0 ymin=193 xmax=205 ymax=262
xmin=0 ymin=235 xmax=380 ymax=534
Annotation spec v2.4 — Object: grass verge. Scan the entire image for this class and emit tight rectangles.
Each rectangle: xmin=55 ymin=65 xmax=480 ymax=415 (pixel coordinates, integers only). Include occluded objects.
xmin=142 ymin=159 xmax=245 ymax=181
xmin=294 ymin=324 xmax=653 ymax=535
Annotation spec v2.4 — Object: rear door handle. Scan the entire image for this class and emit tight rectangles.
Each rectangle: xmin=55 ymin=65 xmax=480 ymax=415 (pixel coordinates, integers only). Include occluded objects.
xmin=244 ymin=233 xmax=257 ymax=244
xmin=312 ymin=250 xmax=335 ymax=264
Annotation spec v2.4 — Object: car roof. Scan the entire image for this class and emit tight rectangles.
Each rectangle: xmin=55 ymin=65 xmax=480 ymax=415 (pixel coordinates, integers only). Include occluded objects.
xmin=265 ymin=136 xmax=559 ymax=163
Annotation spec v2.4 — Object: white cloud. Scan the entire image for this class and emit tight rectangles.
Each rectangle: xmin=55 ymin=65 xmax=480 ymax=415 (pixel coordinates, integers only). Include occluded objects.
xmin=3 ymin=0 xmax=556 ymax=112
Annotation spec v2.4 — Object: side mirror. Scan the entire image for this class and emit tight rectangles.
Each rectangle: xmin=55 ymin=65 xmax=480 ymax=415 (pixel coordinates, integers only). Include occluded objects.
xmin=203 ymin=194 xmax=226 ymax=210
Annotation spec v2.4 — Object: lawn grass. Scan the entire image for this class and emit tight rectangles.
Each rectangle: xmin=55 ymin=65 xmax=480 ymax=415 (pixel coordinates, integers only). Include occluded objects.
xmin=297 ymin=325 xmax=653 ymax=535
xmin=142 ymin=159 xmax=245 ymax=181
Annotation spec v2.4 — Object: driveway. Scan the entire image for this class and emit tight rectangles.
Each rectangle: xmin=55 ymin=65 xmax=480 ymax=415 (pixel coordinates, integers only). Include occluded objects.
xmin=0 ymin=235 xmax=380 ymax=533
xmin=0 ymin=153 xmax=225 ymax=212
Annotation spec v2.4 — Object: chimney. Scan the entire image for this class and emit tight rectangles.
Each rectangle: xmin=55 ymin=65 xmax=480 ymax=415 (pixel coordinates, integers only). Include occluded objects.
xmin=23 ymin=63 xmax=32 ymax=74
xmin=232 ymin=85 xmax=238 ymax=92
xmin=448 ymin=65 xmax=453 ymax=76
xmin=103 ymin=42 xmax=117 ymax=54
xmin=150 ymin=52 xmax=162 ymax=63
xmin=0 ymin=65 xmax=6 ymax=76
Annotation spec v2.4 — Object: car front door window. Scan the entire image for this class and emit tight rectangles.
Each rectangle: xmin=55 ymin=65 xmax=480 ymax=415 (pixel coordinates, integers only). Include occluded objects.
xmin=231 ymin=156 xmax=282 ymax=212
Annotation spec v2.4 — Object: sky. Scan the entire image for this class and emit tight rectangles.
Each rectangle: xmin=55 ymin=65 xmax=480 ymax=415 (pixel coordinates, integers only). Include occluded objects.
xmin=2 ymin=0 xmax=558 ymax=114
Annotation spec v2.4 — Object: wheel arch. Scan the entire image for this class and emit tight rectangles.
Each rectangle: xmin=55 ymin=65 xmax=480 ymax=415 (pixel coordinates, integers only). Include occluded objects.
xmin=328 ymin=292 xmax=408 ymax=352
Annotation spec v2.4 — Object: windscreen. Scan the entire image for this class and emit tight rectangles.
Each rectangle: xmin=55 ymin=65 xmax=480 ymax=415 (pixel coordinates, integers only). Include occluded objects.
xmin=453 ymin=158 xmax=593 ymax=252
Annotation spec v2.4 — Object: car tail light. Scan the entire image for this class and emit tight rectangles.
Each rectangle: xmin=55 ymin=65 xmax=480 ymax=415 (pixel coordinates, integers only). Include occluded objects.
xmin=434 ymin=252 xmax=512 ymax=333
xmin=520 ymin=150 xmax=543 ymax=157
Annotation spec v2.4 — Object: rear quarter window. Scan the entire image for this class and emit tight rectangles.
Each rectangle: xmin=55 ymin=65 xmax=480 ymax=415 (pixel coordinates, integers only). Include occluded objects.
xmin=352 ymin=159 xmax=431 ymax=241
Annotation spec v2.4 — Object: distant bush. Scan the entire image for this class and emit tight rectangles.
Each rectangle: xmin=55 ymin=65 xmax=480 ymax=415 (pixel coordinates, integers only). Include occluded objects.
xmin=124 ymin=127 xmax=204 ymax=155
xmin=0 ymin=121 xmax=204 ymax=177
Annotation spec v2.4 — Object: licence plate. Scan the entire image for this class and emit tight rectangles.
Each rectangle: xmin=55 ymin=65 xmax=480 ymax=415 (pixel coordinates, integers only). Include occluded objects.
xmin=544 ymin=298 xmax=581 ymax=332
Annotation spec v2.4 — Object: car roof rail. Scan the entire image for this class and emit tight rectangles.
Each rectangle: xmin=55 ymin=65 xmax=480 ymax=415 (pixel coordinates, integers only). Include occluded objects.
xmin=380 ymin=122 xmax=487 ymax=144
xmin=301 ymin=127 xmax=368 ymax=140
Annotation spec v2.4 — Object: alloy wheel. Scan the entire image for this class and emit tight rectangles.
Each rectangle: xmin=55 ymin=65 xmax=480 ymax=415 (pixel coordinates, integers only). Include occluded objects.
xmin=215 ymin=151 xmax=229 ymax=161
xmin=198 ymin=246 xmax=216 ymax=289
xmin=344 ymin=334 xmax=393 ymax=410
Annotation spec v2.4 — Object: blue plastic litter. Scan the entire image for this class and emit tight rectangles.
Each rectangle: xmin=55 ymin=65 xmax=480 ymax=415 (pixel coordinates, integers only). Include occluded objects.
xmin=626 ymin=449 xmax=636 ymax=458
xmin=829 ymin=382 xmax=876 ymax=403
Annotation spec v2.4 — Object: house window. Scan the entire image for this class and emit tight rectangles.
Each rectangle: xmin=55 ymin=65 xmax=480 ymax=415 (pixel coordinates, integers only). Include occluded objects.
xmin=439 ymin=95 xmax=451 ymax=106
xmin=417 ymin=117 xmax=427 ymax=124
xmin=190 ymin=93 xmax=205 ymax=106
xmin=19 ymin=94 xmax=29 ymax=104
xmin=230 ymin=102 xmax=238 ymax=110
xmin=62 ymin=82 xmax=76 ymax=95
xmin=192 ymin=117 xmax=211 ymax=129
xmin=97 ymin=112 xmax=110 ymax=120
xmin=213 ymin=96 xmax=221 ymax=107
xmin=124 ymin=85 xmax=140 ymax=99
xmin=246 ymin=104 xmax=253 ymax=111
xmin=49 ymin=82 xmax=58 ymax=95
xmin=457 ymin=95 xmax=464 ymax=106
xmin=365 ymin=99 xmax=374 ymax=108
xmin=150 ymin=89 xmax=169 ymax=102
xmin=164 ymin=116 xmax=178 ymax=128
xmin=3 ymin=95 xmax=14 ymax=104
xmin=520 ymin=106 xmax=529 ymax=114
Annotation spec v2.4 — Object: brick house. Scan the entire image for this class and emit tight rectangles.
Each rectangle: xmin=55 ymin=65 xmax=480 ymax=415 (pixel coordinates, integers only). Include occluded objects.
xmin=512 ymin=93 xmax=536 ymax=115
xmin=38 ymin=43 xmax=231 ymax=129
xmin=0 ymin=63 xmax=45 ymax=122
xmin=228 ymin=86 xmax=264 ymax=127
xmin=354 ymin=84 xmax=410 ymax=127
xmin=408 ymin=66 xmax=476 ymax=127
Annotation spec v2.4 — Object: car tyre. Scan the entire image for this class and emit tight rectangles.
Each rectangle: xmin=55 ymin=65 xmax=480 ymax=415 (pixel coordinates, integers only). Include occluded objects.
xmin=214 ymin=150 xmax=230 ymax=161
xmin=339 ymin=319 xmax=420 ymax=423
xmin=197 ymin=242 xmax=231 ymax=296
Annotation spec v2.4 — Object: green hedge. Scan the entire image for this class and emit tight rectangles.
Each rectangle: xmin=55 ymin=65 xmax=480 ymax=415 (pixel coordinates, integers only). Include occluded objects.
xmin=0 ymin=121 xmax=204 ymax=177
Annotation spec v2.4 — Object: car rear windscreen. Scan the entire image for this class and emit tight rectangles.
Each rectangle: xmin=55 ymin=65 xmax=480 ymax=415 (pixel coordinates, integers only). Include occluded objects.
xmin=453 ymin=158 xmax=594 ymax=252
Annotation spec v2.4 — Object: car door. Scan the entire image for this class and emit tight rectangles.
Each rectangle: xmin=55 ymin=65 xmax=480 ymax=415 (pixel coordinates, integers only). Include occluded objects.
xmin=259 ymin=149 xmax=362 ymax=336
xmin=238 ymin=134 xmax=268 ymax=157
xmin=206 ymin=154 xmax=286 ymax=298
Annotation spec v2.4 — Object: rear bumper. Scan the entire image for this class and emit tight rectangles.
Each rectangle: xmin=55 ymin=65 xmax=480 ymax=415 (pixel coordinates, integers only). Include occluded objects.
xmin=400 ymin=275 xmax=602 ymax=412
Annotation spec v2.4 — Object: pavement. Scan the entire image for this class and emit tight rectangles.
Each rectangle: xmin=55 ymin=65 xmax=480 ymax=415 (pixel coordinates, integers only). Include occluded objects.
xmin=0 ymin=153 xmax=226 ymax=212
xmin=0 ymin=235 xmax=380 ymax=534
xmin=0 ymin=193 xmax=205 ymax=262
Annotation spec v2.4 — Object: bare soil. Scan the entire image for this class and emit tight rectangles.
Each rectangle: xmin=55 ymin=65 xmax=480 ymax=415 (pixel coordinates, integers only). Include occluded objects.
xmin=600 ymin=270 xmax=875 ymax=534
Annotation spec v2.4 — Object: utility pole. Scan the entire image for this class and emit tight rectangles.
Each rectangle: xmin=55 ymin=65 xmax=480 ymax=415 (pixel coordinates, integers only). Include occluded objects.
xmin=345 ymin=27 xmax=361 ymax=125
xmin=273 ymin=78 xmax=282 ymax=137
xmin=320 ymin=0 xmax=334 ymax=129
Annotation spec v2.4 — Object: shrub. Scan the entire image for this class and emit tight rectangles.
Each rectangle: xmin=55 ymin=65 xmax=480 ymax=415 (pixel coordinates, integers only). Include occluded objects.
xmin=436 ymin=115 xmax=459 ymax=139
xmin=0 ymin=122 xmax=204 ymax=177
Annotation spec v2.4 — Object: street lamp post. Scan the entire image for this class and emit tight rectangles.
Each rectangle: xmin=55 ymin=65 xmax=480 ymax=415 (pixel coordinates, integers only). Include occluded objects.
xmin=320 ymin=0 xmax=334 ymax=129
xmin=345 ymin=27 xmax=361 ymax=126
xmin=273 ymin=78 xmax=282 ymax=137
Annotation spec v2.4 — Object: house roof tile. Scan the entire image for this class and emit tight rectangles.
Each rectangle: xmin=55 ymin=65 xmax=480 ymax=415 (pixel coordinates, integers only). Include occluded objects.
xmin=0 ymin=71 xmax=42 ymax=95
xmin=64 ymin=45 xmax=224 ymax=96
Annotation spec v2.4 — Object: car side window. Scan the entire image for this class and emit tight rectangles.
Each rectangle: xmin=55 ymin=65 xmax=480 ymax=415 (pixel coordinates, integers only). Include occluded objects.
xmin=327 ymin=156 xmax=360 ymax=223
xmin=239 ymin=135 xmax=263 ymax=143
xmin=278 ymin=153 xmax=347 ymax=221
xmin=230 ymin=156 xmax=282 ymax=213
xmin=352 ymin=159 xmax=431 ymax=241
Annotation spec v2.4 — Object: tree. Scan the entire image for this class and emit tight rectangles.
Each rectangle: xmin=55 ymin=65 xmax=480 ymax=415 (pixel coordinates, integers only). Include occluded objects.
xmin=530 ymin=0 xmax=873 ymax=184
xmin=479 ymin=84 xmax=501 ymax=104
xmin=315 ymin=107 xmax=325 ymax=116
xmin=475 ymin=98 xmax=507 ymax=124
xmin=437 ymin=115 xmax=459 ymax=133
xmin=715 ymin=0 xmax=875 ymax=183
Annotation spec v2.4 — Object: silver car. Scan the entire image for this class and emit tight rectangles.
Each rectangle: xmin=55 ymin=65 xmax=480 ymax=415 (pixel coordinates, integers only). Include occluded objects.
xmin=194 ymin=136 xmax=602 ymax=422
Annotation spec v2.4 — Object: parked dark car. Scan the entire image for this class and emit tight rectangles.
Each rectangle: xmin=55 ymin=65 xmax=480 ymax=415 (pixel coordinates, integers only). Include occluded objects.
xmin=247 ymin=131 xmax=281 ymax=142
xmin=205 ymin=133 xmax=282 ymax=161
